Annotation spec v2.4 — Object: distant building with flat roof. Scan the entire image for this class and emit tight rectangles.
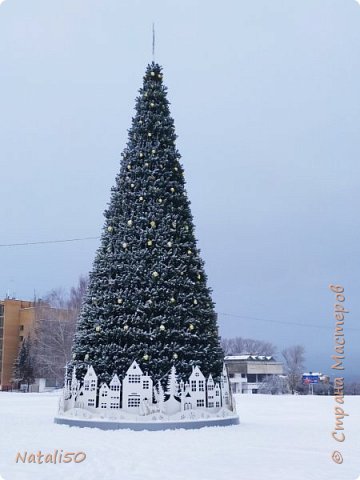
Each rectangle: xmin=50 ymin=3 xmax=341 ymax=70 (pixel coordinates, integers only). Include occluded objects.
xmin=225 ymin=355 xmax=284 ymax=394
xmin=0 ymin=298 xmax=37 ymax=389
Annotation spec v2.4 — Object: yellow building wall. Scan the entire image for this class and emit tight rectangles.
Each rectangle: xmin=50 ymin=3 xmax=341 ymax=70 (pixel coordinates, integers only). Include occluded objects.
xmin=0 ymin=299 xmax=36 ymax=388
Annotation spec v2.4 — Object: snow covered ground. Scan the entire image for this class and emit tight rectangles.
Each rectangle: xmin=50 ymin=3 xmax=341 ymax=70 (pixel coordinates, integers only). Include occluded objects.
xmin=0 ymin=392 xmax=359 ymax=480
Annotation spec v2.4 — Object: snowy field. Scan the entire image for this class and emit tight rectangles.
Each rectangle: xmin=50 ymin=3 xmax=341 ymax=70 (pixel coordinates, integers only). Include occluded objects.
xmin=0 ymin=392 xmax=359 ymax=480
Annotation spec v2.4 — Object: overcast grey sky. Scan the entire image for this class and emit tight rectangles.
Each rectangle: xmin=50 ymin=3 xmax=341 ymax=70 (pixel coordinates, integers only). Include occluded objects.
xmin=1 ymin=0 xmax=359 ymax=378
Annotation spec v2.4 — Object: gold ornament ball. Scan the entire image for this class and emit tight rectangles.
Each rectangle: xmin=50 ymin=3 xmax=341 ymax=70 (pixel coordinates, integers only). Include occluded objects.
xmin=123 ymin=325 xmax=129 ymax=331
xmin=193 ymin=299 xmax=198 ymax=305
xmin=150 ymin=102 xmax=155 ymax=107
xmin=158 ymin=198 xmax=163 ymax=203
xmin=147 ymin=240 xmax=153 ymax=247
xmin=148 ymin=132 xmax=152 ymax=137
xmin=189 ymin=324 xmax=195 ymax=331
xmin=122 ymin=242 xmax=128 ymax=249
xmin=139 ymin=196 xmax=144 ymax=201
xmin=145 ymin=162 xmax=149 ymax=167
xmin=130 ymin=183 xmax=135 ymax=188
xmin=187 ymin=250 xmax=192 ymax=255
xmin=127 ymin=164 xmax=131 ymax=170
xmin=170 ymin=187 xmax=175 ymax=193
xmin=117 ymin=298 xmax=123 ymax=304
xmin=152 ymin=271 xmax=159 ymax=278
xmin=150 ymin=220 xmax=156 ymax=228
xmin=144 ymin=92 xmax=148 ymax=97
xmin=143 ymin=354 xmax=149 ymax=361
xmin=72 ymin=353 xmax=76 ymax=359
xmin=107 ymin=226 xmax=113 ymax=232
xmin=95 ymin=325 xmax=101 ymax=332
xmin=158 ymin=74 xmax=162 ymax=79
xmin=92 ymin=297 xmax=97 ymax=303
xmin=139 ymin=152 xmax=143 ymax=158
xmin=85 ymin=354 xmax=89 ymax=361
xmin=167 ymin=241 xmax=172 ymax=248
xmin=170 ymin=297 xmax=176 ymax=303
xmin=174 ymin=167 xmax=178 ymax=171
xmin=173 ymin=353 xmax=178 ymax=359
xmin=152 ymin=149 xmax=156 ymax=154
xmin=150 ymin=71 xmax=155 ymax=77
xmin=159 ymin=324 xmax=166 ymax=331
xmin=127 ymin=220 xmax=133 ymax=227
xmin=197 ymin=274 xmax=201 ymax=280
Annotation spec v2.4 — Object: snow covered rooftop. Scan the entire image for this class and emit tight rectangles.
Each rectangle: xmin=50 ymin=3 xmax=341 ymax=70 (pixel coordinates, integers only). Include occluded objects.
xmin=224 ymin=355 xmax=275 ymax=362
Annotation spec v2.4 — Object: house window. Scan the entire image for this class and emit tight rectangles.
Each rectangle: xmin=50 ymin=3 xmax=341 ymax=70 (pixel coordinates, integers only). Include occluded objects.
xmin=196 ymin=399 xmax=205 ymax=407
xmin=208 ymin=394 xmax=214 ymax=400
xmin=191 ymin=381 xmax=196 ymax=391
xmin=185 ymin=403 xmax=192 ymax=410
xmin=195 ymin=372 xmax=199 ymax=377
xmin=199 ymin=381 xmax=204 ymax=391
xmin=110 ymin=403 xmax=119 ymax=409
xmin=208 ymin=384 xmax=214 ymax=391
xmin=111 ymin=396 xmax=119 ymax=401
xmin=101 ymin=403 xmax=107 ymax=409
xmin=84 ymin=381 xmax=89 ymax=391
xmin=101 ymin=390 xmax=108 ymax=397
xmin=216 ymin=390 xmax=220 ymax=396
xmin=208 ymin=402 xmax=214 ymax=408
xmin=143 ymin=380 xmax=150 ymax=389
xmin=90 ymin=380 xmax=96 ymax=391
xmin=128 ymin=375 xmax=141 ymax=383
xmin=128 ymin=397 xmax=141 ymax=407
xmin=216 ymin=401 xmax=220 ymax=407
xmin=110 ymin=384 xmax=120 ymax=391
xmin=88 ymin=399 xmax=95 ymax=407
xmin=19 ymin=325 xmax=24 ymax=331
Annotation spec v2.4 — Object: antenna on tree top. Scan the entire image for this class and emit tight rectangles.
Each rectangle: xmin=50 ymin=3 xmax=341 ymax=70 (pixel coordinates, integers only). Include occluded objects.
xmin=152 ymin=23 xmax=156 ymax=61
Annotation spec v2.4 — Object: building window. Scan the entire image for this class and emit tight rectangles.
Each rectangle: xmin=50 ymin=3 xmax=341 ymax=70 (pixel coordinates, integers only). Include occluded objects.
xmin=215 ymin=390 xmax=220 ymax=396
xmin=128 ymin=375 xmax=141 ymax=383
xmin=101 ymin=390 xmax=108 ymax=397
xmin=208 ymin=394 xmax=214 ymax=400
xmin=90 ymin=380 xmax=96 ymax=391
xmin=143 ymin=380 xmax=150 ymax=389
xmin=216 ymin=401 xmax=220 ymax=407
xmin=101 ymin=403 xmax=107 ymax=409
xmin=195 ymin=372 xmax=199 ymax=377
xmin=208 ymin=402 xmax=214 ymax=408
xmin=128 ymin=397 xmax=140 ymax=407
xmin=208 ymin=384 xmax=214 ymax=391
xmin=110 ymin=384 xmax=120 ymax=391
xmin=19 ymin=325 xmax=24 ymax=331
xmin=84 ymin=381 xmax=89 ymax=391
xmin=110 ymin=403 xmax=119 ymax=409
xmin=199 ymin=381 xmax=204 ymax=391
xmin=88 ymin=399 xmax=95 ymax=407
xmin=196 ymin=399 xmax=205 ymax=407
xmin=191 ymin=380 xmax=196 ymax=392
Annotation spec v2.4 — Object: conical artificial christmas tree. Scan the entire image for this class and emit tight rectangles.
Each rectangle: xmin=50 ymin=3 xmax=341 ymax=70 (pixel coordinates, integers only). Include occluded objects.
xmin=70 ymin=62 xmax=224 ymax=385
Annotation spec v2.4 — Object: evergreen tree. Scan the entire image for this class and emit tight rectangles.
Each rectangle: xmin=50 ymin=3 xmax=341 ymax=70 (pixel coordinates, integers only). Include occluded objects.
xmin=71 ymin=62 xmax=223 ymax=384
xmin=13 ymin=337 xmax=35 ymax=390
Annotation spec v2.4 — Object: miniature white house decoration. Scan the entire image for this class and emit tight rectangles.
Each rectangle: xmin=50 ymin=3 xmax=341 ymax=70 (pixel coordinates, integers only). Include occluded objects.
xmin=56 ymin=360 xmax=238 ymax=430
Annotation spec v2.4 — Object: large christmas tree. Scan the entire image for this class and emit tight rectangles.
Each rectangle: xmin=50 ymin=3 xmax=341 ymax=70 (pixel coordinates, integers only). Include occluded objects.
xmin=71 ymin=62 xmax=223 ymax=384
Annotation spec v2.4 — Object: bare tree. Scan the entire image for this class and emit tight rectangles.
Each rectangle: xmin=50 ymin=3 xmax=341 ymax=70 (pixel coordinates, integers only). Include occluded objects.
xmin=258 ymin=375 xmax=288 ymax=395
xmin=221 ymin=336 xmax=277 ymax=356
xmin=282 ymin=345 xmax=305 ymax=394
xmin=33 ymin=276 xmax=88 ymax=386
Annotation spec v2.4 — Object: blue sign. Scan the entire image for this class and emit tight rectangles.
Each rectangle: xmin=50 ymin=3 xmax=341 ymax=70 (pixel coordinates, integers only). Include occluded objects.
xmin=302 ymin=375 xmax=319 ymax=384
